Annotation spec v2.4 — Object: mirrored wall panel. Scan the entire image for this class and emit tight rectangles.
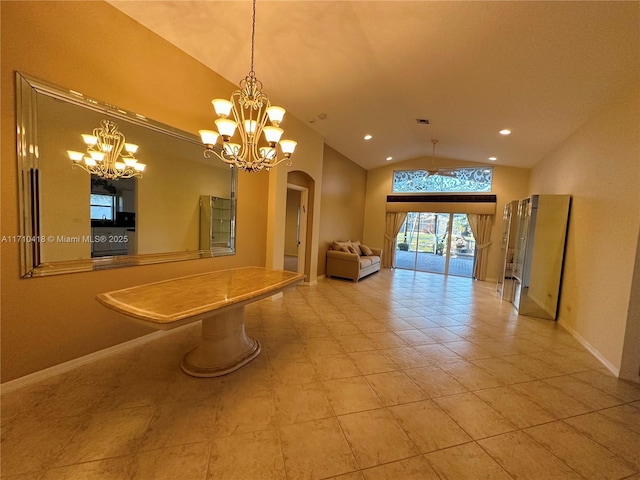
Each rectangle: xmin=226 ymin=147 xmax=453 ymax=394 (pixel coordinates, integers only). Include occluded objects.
xmin=16 ymin=72 xmax=236 ymax=277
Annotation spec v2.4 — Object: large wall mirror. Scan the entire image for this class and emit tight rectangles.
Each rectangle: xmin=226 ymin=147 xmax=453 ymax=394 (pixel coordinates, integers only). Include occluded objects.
xmin=16 ymin=72 xmax=236 ymax=277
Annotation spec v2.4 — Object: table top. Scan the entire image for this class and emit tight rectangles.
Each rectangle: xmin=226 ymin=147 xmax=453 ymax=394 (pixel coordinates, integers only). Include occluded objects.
xmin=97 ymin=266 xmax=304 ymax=324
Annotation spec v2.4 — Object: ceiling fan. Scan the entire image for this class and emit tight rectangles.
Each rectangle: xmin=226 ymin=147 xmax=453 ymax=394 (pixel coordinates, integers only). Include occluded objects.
xmin=426 ymin=140 xmax=457 ymax=177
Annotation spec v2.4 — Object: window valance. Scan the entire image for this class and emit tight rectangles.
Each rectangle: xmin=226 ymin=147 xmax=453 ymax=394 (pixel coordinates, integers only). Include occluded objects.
xmin=386 ymin=194 xmax=496 ymax=215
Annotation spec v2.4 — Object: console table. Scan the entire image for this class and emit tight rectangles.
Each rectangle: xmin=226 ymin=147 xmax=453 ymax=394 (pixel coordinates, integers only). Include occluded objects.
xmin=97 ymin=266 xmax=304 ymax=377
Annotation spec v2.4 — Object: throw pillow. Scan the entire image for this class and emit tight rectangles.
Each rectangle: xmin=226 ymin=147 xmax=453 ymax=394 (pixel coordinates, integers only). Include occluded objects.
xmin=347 ymin=244 xmax=359 ymax=255
xmin=333 ymin=241 xmax=350 ymax=252
xmin=351 ymin=241 xmax=363 ymax=255
xmin=360 ymin=244 xmax=374 ymax=256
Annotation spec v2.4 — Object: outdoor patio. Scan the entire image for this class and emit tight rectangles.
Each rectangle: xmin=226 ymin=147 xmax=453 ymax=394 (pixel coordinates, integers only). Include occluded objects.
xmin=394 ymin=249 xmax=475 ymax=277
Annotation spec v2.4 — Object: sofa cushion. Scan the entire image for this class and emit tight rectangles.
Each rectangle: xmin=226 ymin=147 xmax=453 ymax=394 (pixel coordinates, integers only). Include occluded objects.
xmin=368 ymin=255 xmax=381 ymax=265
xmin=359 ymin=257 xmax=373 ymax=268
xmin=360 ymin=244 xmax=373 ymax=256
xmin=332 ymin=241 xmax=351 ymax=253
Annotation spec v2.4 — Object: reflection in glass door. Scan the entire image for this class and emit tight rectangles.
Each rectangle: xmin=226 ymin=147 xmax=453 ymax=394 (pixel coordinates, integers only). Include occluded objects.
xmin=395 ymin=212 xmax=476 ymax=277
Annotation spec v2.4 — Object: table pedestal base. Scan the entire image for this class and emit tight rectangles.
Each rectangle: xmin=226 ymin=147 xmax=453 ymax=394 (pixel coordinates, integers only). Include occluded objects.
xmin=181 ymin=306 xmax=261 ymax=378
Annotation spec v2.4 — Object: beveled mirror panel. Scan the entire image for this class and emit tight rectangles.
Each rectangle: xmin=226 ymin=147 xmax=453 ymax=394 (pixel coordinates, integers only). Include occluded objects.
xmin=16 ymin=72 xmax=236 ymax=277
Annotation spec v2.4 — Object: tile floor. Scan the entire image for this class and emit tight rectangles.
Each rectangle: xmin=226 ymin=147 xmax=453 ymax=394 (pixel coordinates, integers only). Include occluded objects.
xmin=2 ymin=269 xmax=640 ymax=479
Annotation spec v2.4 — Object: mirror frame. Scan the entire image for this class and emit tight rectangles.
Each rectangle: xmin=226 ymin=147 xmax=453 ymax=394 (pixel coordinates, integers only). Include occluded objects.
xmin=16 ymin=72 xmax=236 ymax=278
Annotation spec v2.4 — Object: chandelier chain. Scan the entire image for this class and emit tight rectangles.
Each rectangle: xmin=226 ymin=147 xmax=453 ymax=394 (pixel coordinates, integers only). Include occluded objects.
xmin=249 ymin=0 xmax=257 ymax=77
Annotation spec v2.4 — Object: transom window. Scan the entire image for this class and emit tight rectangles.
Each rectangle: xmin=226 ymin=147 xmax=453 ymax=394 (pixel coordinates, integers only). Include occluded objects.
xmin=393 ymin=167 xmax=493 ymax=193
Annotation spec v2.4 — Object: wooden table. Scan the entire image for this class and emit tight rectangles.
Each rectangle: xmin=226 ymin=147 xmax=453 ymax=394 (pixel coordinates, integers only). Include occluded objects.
xmin=97 ymin=266 xmax=304 ymax=377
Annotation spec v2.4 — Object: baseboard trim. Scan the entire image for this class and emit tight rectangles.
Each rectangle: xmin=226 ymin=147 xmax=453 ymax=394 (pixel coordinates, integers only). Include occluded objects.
xmin=558 ymin=319 xmax=620 ymax=377
xmin=0 ymin=328 xmax=184 ymax=395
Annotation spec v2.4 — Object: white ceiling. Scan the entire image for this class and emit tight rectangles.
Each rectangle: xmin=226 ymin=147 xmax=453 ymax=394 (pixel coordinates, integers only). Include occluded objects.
xmin=108 ymin=1 xmax=639 ymax=171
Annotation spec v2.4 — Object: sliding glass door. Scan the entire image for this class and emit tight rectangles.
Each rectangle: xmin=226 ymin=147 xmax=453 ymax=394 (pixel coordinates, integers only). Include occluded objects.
xmin=395 ymin=212 xmax=476 ymax=277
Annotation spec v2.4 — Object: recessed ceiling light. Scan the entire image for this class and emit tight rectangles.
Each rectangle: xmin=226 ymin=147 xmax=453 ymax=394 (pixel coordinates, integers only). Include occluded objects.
xmin=364 ymin=134 xmax=373 ymax=140
xmin=488 ymin=156 xmax=497 ymax=161
xmin=386 ymin=156 xmax=393 ymax=161
xmin=499 ymin=129 xmax=511 ymax=135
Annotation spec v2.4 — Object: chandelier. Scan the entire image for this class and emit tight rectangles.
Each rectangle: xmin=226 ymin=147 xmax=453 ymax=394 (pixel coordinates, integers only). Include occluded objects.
xmin=199 ymin=0 xmax=296 ymax=172
xmin=67 ymin=119 xmax=146 ymax=180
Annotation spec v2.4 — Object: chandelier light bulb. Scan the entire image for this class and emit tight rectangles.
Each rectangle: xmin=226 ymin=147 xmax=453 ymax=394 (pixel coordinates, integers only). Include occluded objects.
xmin=212 ymin=99 xmax=233 ymax=118
xmin=67 ymin=151 xmax=84 ymax=162
xmin=84 ymin=157 xmax=97 ymax=166
xmin=244 ymin=119 xmax=258 ymax=136
xmin=266 ymin=106 xmax=286 ymax=126
xmin=215 ymin=118 xmax=238 ymax=139
xmin=263 ymin=126 xmax=284 ymax=145
xmin=124 ymin=143 xmax=138 ymax=154
xmin=279 ymin=139 xmax=297 ymax=156
xmin=82 ymin=134 xmax=98 ymax=145
xmin=199 ymin=130 xmax=220 ymax=147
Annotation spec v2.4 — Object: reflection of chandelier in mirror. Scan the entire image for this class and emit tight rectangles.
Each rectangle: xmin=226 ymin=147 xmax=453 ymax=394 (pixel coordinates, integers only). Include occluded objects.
xmin=67 ymin=119 xmax=146 ymax=180
xmin=199 ymin=0 xmax=296 ymax=173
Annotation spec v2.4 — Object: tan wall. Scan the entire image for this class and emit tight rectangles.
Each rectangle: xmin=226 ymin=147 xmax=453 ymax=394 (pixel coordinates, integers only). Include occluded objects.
xmin=318 ymin=145 xmax=368 ymax=275
xmin=363 ymin=157 xmax=530 ymax=282
xmin=529 ymin=80 xmax=640 ymax=375
xmin=0 ymin=1 xmax=270 ymax=382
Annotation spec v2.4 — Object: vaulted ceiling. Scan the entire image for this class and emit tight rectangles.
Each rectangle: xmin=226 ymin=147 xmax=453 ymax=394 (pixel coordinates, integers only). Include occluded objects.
xmin=108 ymin=1 xmax=639 ymax=171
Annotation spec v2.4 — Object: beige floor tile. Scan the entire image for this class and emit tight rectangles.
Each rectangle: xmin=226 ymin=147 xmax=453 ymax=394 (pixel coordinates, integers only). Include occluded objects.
xmin=213 ymin=387 xmax=276 ymax=438
xmin=571 ymin=370 xmax=640 ymax=403
xmin=41 ymin=456 xmax=133 ymax=480
xmin=365 ymin=332 xmax=409 ymax=349
xmin=475 ymin=385 xmax=556 ymax=428
xmin=542 ymin=375 xmax=625 ymax=410
xmin=336 ymin=334 xmax=378 ymax=353
xmin=434 ymin=392 xmax=516 ymax=439
xmin=138 ymin=398 xmax=218 ymax=451
xmin=525 ymin=421 xmax=636 ymax=480
xmin=52 ymin=406 xmax=155 ymax=467
xmin=304 ymin=336 xmax=346 ymax=356
xmin=500 ymin=353 xmax=565 ymax=379
xmin=348 ymin=350 xmax=398 ymax=375
xmin=311 ymin=353 xmax=361 ymax=380
xmin=511 ymin=380 xmax=592 ymax=418
xmin=599 ymin=404 xmax=640 ymax=434
xmin=388 ymin=400 xmax=471 ymax=453
xmin=565 ymin=412 xmax=640 ymax=469
xmin=414 ymin=344 xmax=464 ymax=364
xmin=439 ymin=361 xmax=505 ymax=390
xmin=382 ymin=346 xmax=430 ymax=369
xmin=478 ymin=430 xmax=583 ymax=479
xmin=404 ymin=366 xmax=468 ymax=398
xmin=280 ymin=418 xmax=358 ymax=479
xmin=325 ymin=321 xmax=362 ymax=336
xmin=357 ymin=321 xmax=390 ymax=334
xmin=273 ymin=382 xmax=334 ymax=425
xmin=209 ymin=430 xmax=285 ymax=479
xmin=394 ymin=329 xmax=438 ymax=346
xmin=268 ymin=356 xmax=319 ymax=385
xmin=362 ymin=455 xmax=439 ymax=480
xmin=132 ymin=442 xmax=210 ymax=480
xmin=364 ymin=371 xmax=426 ymax=406
xmin=442 ymin=340 xmax=496 ymax=360
xmin=425 ymin=442 xmax=513 ymax=480
xmin=1 ymin=414 xmax=88 ymax=477
xmin=471 ymin=357 xmax=536 ymax=384
xmin=338 ymin=408 xmax=419 ymax=468
xmin=322 ymin=376 xmax=384 ymax=415
xmin=330 ymin=472 xmax=366 ymax=480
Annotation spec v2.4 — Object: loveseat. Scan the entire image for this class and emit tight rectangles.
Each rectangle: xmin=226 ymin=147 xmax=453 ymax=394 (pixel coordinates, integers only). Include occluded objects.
xmin=326 ymin=240 xmax=382 ymax=282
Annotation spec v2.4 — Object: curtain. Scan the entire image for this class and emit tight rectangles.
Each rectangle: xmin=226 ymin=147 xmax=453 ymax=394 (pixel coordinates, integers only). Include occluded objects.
xmin=467 ymin=214 xmax=494 ymax=280
xmin=382 ymin=212 xmax=407 ymax=268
